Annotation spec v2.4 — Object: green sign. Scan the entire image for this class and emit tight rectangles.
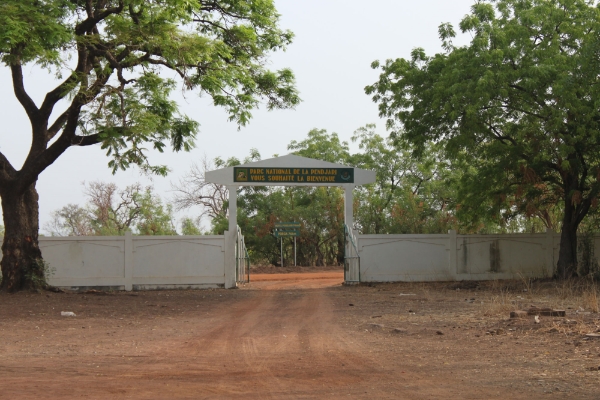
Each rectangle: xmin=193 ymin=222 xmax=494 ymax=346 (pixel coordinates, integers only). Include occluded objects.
xmin=275 ymin=222 xmax=301 ymax=229
xmin=274 ymin=230 xmax=300 ymax=238
xmin=234 ymin=167 xmax=354 ymax=184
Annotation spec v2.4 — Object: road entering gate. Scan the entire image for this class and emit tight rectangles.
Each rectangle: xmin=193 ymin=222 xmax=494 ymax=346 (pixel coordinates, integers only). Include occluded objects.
xmin=248 ymin=270 xmax=344 ymax=289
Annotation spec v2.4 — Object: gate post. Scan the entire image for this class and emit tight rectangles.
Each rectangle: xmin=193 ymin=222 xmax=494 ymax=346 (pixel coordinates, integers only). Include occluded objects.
xmin=344 ymin=185 xmax=355 ymax=230
xmin=224 ymin=185 xmax=237 ymax=288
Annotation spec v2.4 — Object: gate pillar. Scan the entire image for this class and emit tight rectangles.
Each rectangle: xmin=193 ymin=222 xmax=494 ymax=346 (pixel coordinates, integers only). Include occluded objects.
xmin=344 ymin=185 xmax=355 ymax=229
xmin=224 ymin=185 xmax=237 ymax=288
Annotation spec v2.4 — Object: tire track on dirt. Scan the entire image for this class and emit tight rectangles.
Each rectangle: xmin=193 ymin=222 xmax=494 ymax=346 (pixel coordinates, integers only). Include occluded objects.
xmin=126 ymin=276 xmax=383 ymax=399
xmin=186 ymin=285 xmax=382 ymax=398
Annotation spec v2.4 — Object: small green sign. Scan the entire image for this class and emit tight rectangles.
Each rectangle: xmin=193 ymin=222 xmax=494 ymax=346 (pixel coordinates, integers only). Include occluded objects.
xmin=234 ymin=167 xmax=354 ymax=183
xmin=274 ymin=230 xmax=300 ymax=238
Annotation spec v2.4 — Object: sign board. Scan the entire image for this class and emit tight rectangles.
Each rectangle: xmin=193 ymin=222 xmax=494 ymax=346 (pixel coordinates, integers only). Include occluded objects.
xmin=234 ymin=167 xmax=354 ymax=184
xmin=274 ymin=230 xmax=300 ymax=238
xmin=275 ymin=222 xmax=301 ymax=229
xmin=274 ymin=222 xmax=301 ymax=238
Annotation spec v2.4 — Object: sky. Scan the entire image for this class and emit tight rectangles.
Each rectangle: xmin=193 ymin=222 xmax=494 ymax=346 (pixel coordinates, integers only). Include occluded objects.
xmin=0 ymin=0 xmax=476 ymax=233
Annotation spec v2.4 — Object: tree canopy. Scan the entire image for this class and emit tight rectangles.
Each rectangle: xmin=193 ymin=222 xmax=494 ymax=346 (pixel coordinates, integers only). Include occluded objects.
xmin=366 ymin=0 xmax=600 ymax=278
xmin=0 ymin=0 xmax=299 ymax=291
xmin=172 ymin=128 xmax=463 ymax=266
xmin=46 ymin=182 xmax=178 ymax=236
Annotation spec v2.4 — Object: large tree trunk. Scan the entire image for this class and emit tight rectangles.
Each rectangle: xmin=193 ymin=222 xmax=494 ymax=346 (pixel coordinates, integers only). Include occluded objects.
xmin=556 ymin=194 xmax=579 ymax=280
xmin=0 ymin=183 xmax=44 ymax=292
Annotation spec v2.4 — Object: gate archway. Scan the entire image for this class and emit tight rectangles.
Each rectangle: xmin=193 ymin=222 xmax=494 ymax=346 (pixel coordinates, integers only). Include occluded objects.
xmin=205 ymin=154 xmax=376 ymax=287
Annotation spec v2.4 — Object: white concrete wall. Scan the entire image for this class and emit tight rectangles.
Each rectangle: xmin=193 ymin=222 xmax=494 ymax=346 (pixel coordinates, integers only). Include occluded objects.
xmin=37 ymin=233 xmax=226 ymax=290
xmin=1 ymin=231 xmax=597 ymax=287
xmin=131 ymin=236 xmax=225 ymax=289
xmin=358 ymin=231 xmax=561 ymax=282
xmin=359 ymin=234 xmax=452 ymax=282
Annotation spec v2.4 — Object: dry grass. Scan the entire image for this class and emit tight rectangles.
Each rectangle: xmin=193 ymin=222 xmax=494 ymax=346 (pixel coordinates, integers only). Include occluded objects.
xmin=481 ymin=288 xmax=514 ymax=316
xmin=517 ymin=271 xmax=535 ymax=296
xmin=582 ymin=281 xmax=599 ymax=313
xmin=552 ymin=278 xmax=600 ymax=313
xmin=476 ymin=277 xmax=600 ymax=318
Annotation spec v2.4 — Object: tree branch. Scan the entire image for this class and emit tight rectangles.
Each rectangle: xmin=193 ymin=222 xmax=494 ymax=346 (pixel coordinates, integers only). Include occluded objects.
xmin=47 ymin=111 xmax=70 ymax=141
xmin=71 ymin=134 xmax=101 ymax=146
xmin=0 ymin=150 xmax=17 ymax=184
xmin=17 ymin=134 xmax=72 ymax=192
xmin=10 ymin=60 xmax=39 ymax=123
xmin=75 ymin=0 xmax=124 ymax=35
xmin=40 ymin=73 xmax=80 ymax=122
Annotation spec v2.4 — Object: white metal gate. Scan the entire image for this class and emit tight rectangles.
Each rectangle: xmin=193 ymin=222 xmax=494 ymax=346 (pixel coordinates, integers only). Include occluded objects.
xmin=235 ymin=226 xmax=250 ymax=284
xmin=344 ymin=224 xmax=360 ymax=283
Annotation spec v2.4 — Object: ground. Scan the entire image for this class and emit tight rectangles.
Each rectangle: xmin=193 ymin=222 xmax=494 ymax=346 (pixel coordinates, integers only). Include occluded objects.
xmin=1 ymin=267 xmax=599 ymax=399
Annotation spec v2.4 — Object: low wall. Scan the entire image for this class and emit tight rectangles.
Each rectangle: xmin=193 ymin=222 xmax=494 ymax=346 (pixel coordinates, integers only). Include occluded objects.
xmin=38 ymin=233 xmax=226 ymax=290
xmin=358 ymin=230 xmax=559 ymax=282
xmin=0 ymin=230 xmax=593 ymax=287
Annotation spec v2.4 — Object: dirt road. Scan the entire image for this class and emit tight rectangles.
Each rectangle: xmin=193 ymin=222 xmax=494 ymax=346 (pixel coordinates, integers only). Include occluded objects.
xmin=1 ymin=272 xmax=598 ymax=398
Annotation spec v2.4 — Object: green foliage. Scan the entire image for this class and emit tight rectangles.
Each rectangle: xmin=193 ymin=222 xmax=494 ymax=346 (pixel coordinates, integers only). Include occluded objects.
xmin=1 ymin=0 xmax=299 ymax=175
xmin=366 ymin=0 xmax=600 ymax=276
xmin=134 ymin=189 xmax=177 ymax=235
xmin=180 ymin=217 xmax=203 ymax=235
xmin=0 ymin=0 xmax=73 ymax=66
xmin=89 ymin=73 xmax=200 ymax=176
xmin=350 ymin=124 xmax=458 ymax=234
xmin=235 ymin=184 xmax=346 ymax=266
xmin=0 ymin=0 xmax=299 ymax=291
xmin=46 ymin=182 xmax=177 ymax=236
xmin=288 ymin=129 xmax=351 ymax=164
xmin=192 ymin=128 xmax=464 ymax=265
xmin=46 ymin=204 xmax=94 ymax=236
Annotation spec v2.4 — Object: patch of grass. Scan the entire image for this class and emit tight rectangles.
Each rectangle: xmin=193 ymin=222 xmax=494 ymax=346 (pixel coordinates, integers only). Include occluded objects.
xmin=481 ymin=288 xmax=514 ymax=317
xmin=582 ymin=280 xmax=599 ymax=313
xmin=517 ymin=271 xmax=538 ymax=297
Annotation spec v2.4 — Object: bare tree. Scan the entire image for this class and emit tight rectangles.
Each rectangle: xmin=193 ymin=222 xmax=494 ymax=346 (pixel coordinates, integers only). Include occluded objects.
xmin=44 ymin=204 xmax=93 ymax=236
xmin=171 ymin=156 xmax=229 ymax=222
xmin=83 ymin=182 xmax=146 ymax=235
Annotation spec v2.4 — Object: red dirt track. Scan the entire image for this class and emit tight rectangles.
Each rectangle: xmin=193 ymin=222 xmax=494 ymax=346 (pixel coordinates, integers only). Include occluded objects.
xmin=1 ymin=271 xmax=599 ymax=398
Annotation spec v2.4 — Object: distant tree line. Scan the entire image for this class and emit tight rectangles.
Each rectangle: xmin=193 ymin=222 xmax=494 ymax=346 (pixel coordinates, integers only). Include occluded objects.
xmin=45 ymin=181 xmax=201 ymax=237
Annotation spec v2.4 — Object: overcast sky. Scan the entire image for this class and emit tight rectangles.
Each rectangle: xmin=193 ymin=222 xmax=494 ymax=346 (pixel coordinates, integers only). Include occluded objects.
xmin=0 ymin=0 xmax=475 ymax=232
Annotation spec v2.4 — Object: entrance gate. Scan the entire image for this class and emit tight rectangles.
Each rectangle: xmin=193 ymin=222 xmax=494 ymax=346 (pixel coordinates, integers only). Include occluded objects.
xmin=205 ymin=154 xmax=376 ymax=288
xmin=235 ymin=225 xmax=250 ymax=284
xmin=344 ymin=224 xmax=360 ymax=283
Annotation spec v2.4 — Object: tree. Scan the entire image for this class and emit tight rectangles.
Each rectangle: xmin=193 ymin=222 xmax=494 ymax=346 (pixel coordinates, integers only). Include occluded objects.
xmin=171 ymin=155 xmax=233 ymax=224
xmin=174 ymin=142 xmax=350 ymax=266
xmin=366 ymin=0 xmax=600 ymax=278
xmin=287 ymin=128 xmax=351 ymax=164
xmin=85 ymin=181 xmax=143 ymax=235
xmin=173 ymin=128 xmax=461 ymax=265
xmin=45 ymin=204 xmax=94 ymax=236
xmin=180 ymin=217 xmax=203 ymax=235
xmin=45 ymin=181 xmax=177 ymax=236
xmin=131 ymin=187 xmax=177 ymax=235
xmin=0 ymin=0 xmax=299 ymax=291
xmin=287 ymin=129 xmax=352 ymax=265
xmin=350 ymin=124 xmax=458 ymax=234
